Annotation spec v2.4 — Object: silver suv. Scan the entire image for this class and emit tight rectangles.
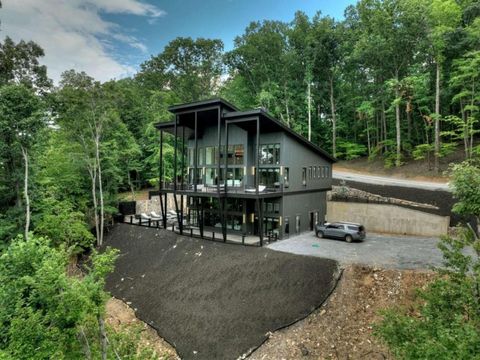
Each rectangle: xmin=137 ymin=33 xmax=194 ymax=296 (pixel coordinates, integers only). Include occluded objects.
xmin=315 ymin=222 xmax=366 ymax=243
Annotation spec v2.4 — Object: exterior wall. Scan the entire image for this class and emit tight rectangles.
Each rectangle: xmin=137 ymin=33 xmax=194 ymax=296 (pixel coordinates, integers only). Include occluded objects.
xmin=327 ymin=201 xmax=450 ymax=237
xmin=282 ymin=135 xmax=332 ymax=192
xmin=282 ymin=191 xmax=327 ymax=237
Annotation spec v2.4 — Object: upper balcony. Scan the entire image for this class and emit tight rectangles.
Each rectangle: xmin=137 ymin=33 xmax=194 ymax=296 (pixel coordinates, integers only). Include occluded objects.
xmin=160 ymin=182 xmax=284 ymax=197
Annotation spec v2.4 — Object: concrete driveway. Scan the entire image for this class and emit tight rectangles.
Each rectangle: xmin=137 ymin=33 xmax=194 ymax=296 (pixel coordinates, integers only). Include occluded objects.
xmin=268 ymin=232 xmax=445 ymax=270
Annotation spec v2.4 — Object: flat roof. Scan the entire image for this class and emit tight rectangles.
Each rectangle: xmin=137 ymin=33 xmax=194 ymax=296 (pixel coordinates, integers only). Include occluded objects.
xmin=168 ymin=98 xmax=239 ymax=113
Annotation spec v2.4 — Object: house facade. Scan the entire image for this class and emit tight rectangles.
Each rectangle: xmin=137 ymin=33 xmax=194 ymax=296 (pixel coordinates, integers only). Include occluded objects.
xmin=155 ymin=99 xmax=335 ymax=245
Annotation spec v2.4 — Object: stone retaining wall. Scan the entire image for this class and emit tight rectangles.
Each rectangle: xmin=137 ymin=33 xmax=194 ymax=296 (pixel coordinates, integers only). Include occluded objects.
xmin=135 ymin=195 xmax=186 ymax=215
xmin=327 ymin=201 xmax=449 ymax=237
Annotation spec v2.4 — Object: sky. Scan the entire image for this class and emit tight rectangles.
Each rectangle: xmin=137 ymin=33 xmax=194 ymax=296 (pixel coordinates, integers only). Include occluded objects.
xmin=0 ymin=0 xmax=355 ymax=84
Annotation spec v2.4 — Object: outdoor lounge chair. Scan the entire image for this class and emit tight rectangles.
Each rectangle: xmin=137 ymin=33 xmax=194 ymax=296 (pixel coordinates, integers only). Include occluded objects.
xmin=150 ymin=211 xmax=163 ymax=219
xmin=245 ymin=185 xmax=267 ymax=193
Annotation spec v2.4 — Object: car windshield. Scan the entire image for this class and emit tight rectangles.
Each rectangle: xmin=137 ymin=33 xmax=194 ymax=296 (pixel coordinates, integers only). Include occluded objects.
xmin=347 ymin=225 xmax=358 ymax=231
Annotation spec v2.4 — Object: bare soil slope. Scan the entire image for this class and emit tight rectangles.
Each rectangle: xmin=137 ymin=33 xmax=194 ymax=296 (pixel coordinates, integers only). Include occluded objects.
xmin=104 ymin=224 xmax=340 ymax=360
xmin=250 ymin=265 xmax=435 ymax=359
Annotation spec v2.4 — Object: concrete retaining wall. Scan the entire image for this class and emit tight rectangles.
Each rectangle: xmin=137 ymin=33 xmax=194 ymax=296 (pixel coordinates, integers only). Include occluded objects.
xmin=327 ymin=201 xmax=449 ymax=237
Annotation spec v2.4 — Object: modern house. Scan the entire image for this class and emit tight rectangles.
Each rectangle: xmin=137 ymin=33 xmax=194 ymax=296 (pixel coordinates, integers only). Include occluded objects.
xmin=155 ymin=99 xmax=335 ymax=245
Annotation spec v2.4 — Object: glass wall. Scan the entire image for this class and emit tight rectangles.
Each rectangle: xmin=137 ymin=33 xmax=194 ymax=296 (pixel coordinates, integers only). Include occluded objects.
xmin=259 ymin=143 xmax=280 ymax=165
xmin=205 ymin=146 xmax=216 ymax=165
xmin=226 ymin=168 xmax=244 ymax=187
xmin=259 ymin=168 xmax=280 ymax=187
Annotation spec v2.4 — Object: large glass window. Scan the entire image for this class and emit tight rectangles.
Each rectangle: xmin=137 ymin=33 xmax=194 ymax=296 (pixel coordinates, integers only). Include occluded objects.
xmin=188 ymin=168 xmax=203 ymax=185
xmin=284 ymin=167 xmax=289 ymax=188
xmin=227 ymin=145 xmax=235 ymax=165
xmin=198 ymin=147 xmax=204 ymax=166
xmin=226 ymin=168 xmax=244 ymax=187
xmin=188 ymin=148 xmax=194 ymax=166
xmin=234 ymin=145 xmax=244 ymax=165
xmin=226 ymin=198 xmax=244 ymax=212
xmin=259 ymin=168 xmax=280 ymax=187
xmin=264 ymin=217 xmax=280 ymax=235
xmin=205 ymin=168 xmax=224 ymax=185
xmin=260 ymin=143 xmax=280 ymax=165
xmin=205 ymin=146 xmax=216 ymax=165
xmin=263 ymin=200 xmax=280 ymax=214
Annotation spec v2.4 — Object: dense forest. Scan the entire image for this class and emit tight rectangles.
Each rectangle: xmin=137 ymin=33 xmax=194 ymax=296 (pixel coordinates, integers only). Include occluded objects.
xmin=2 ymin=0 xmax=480 ymax=246
xmin=0 ymin=0 xmax=480 ymax=358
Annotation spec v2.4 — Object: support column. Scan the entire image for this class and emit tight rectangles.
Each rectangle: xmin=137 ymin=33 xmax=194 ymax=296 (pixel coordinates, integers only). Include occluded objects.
xmin=194 ymin=111 xmax=198 ymax=192
xmin=159 ymin=130 xmax=165 ymax=228
xmin=256 ymin=117 xmax=260 ymax=195
xmin=224 ymin=122 xmax=229 ymax=193
xmin=173 ymin=116 xmax=181 ymax=232
xmin=199 ymin=197 xmax=204 ymax=237
xmin=217 ymin=106 xmax=221 ymax=193
xmin=258 ymin=198 xmax=264 ymax=246
xmin=180 ymin=125 xmax=185 ymax=234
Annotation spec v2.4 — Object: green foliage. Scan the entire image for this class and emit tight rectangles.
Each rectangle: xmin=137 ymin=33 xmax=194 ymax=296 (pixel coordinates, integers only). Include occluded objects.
xmin=375 ymin=161 xmax=480 ymax=359
xmin=413 ymin=143 xmax=435 ymax=160
xmin=138 ymin=37 xmax=224 ymax=101
xmin=448 ymin=161 xmax=480 ymax=220
xmin=375 ymin=227 xmax=480 ymax=359
xmin=33 ymin=194 xmax=94 ymax=253
xmin=335 ymin=140 xmax=367 ymax=160
xmin=0 ymin=235 xmax=119 ymax=359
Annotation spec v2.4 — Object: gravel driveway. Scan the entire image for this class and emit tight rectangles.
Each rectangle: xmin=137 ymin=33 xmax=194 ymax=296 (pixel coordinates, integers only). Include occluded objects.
xmin=268 ymin=232 xmax=445 ymax=269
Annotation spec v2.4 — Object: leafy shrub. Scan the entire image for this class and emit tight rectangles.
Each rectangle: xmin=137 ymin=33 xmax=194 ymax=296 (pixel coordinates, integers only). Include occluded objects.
xmin=375 ymin=161 xmax=480 ymax=359
xmin=0 ymin=235 xmax=119 ymax=359
xmin=336 ymin=141 xmax=367 ymax=160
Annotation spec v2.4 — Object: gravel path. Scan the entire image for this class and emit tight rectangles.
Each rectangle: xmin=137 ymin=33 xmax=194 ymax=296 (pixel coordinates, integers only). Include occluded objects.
xmin=268 ymin=232 xmax=445 ymax=270
xmin=104 ymin=224 xmax=340 ymax=360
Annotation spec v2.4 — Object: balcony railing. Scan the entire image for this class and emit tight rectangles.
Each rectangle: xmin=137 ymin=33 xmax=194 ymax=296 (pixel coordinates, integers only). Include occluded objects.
xmin=160 ymin=182 xmax=284 ymax=194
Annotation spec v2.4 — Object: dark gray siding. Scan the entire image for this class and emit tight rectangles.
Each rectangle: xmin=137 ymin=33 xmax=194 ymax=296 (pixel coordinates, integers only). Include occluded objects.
xmin=282 ymin=134 xmax=332 ymax=192
xmin=281 ymin=191 xmax=326 ymax=236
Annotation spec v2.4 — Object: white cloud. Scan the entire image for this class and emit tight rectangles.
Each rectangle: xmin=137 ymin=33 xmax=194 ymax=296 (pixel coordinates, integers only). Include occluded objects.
xmin=0 ymin=0 xmax=165 ymax=83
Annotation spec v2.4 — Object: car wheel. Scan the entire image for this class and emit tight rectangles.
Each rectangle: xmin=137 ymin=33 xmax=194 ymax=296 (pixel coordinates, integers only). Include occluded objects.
xmin=317 ymin=231 xmax=324 ymax=238
xmin=345 ymin=235 xmax=353 ymax=243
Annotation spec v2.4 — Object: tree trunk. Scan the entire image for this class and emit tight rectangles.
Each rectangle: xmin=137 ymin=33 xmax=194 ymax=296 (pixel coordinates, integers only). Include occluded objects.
xmin=96 ymin=131 xmax=105 ymax=246
xmin=329 ymin=75 xmax=337 ymax=157
xmin=406 ymin=100 xmax=412 ymax=145
xmin=21 ymin=146 xmax=30 ymax=240
xmin=127 ymin=171 xmax=136 ymax=201
xmin=395 ymin=76 xmax=401 ymax=167
xmin=366 ymin=118 xmax=371 ymax=156
xmin=98 ymin=315 xmax=107 ymax=360
xmin=460 ymin=100 xmax=468 ymax=159
xmin=434 ymin=61 xmax=441 ymax=174
xmin=89 ymin=165 xmax=100 ymax=247
xmin=78 ymin=327 xmax=92 ymax=360
xmin=307 ymin=80 xmax=312 ymax=141
xmin=381 ymin=98 xmax=387 ymax=151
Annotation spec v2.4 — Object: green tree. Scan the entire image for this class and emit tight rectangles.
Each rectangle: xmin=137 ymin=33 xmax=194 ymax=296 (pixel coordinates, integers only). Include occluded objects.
xmin=375 ymin=160 xmax=480 ymax=358
xmin=0 ymin=85 xmax=44 ymax=241
xmin=0 ymin=235 xmax=119 ymax=359
xmin=0 ymin=37 xmax=51 ymax=91
xmin=138 ymin=37 xmax=224 ymax=101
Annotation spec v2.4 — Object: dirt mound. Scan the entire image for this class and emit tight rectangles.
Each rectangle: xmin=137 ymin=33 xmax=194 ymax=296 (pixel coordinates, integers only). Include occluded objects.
xmin=105 ymin=298 xmax=179 ymax=359
xmin=250 ymin=265 xmax=436 ymax=359
xmin=104 ymin=224 xmax=340 ymax=360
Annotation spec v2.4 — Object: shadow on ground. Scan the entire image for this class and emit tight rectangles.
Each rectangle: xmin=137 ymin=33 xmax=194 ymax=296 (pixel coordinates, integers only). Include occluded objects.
xmin=104 ymin=224 xmax=339 ymax=360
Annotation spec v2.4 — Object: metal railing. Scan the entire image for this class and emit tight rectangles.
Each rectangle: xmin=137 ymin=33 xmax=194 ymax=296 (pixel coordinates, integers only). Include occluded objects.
xmin=121 ymin=215 xmax=266 ymax=247
xmin=160 ymin=182 xmax=284 ymax=194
